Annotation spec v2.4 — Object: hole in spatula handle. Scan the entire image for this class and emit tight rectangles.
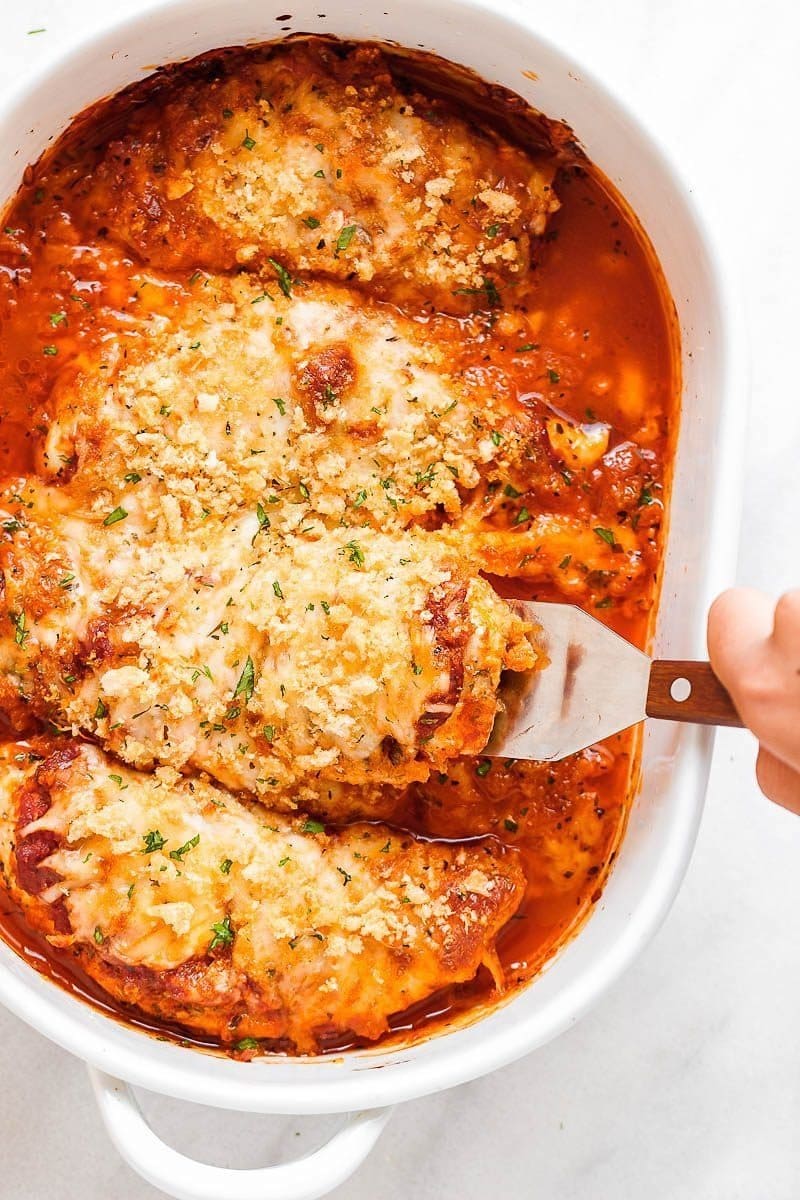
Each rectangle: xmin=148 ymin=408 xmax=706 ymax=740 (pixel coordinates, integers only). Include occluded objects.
xmin=646 ymin=660 xmax=744 ymax=728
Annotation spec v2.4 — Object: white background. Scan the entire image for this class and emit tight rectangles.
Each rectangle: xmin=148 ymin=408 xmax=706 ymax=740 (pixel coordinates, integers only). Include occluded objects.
xmin=0 ymin=1 xmax=798 ymax=1196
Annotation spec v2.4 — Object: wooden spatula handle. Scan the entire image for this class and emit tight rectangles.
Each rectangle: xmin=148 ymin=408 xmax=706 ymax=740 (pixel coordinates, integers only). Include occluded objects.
xmin=646 ymin=660 xmax=744 ymax=727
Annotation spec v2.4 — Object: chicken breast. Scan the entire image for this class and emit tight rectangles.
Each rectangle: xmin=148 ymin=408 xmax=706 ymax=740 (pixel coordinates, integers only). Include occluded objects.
xmin=70 ymin=40 xmax=559 ymax=311
xmin=0 ymin=739 xmax=524 ymax=1051
xmin=40 ymin=276 xmax=547 ymax=534
xmin=0 ymin=486 xmax=536 ymax=804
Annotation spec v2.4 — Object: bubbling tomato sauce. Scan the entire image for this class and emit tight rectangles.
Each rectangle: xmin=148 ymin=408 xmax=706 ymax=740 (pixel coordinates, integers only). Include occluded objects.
xmin=0 ymin=41 xmax=678 ymax=1057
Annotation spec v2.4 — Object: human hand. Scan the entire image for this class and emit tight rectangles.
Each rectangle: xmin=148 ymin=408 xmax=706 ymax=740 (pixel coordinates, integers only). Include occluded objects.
xmin=708 ymin=589 xmax=800 ymax=814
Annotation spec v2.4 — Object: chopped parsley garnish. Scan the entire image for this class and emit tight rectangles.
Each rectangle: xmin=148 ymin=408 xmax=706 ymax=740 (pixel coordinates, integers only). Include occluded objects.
xmin=475 ymin=760 xmax=492 ymax=777
xmin=486 ymin=223 xmax=500 ymax=238
xmin=638 ymin=485 xmax=656 ymax=507
xmin=94 ymin=698 xmax=108 ymax=719
xmin=558 ymin=554 xmax=572 ymax=569
xmin=453 ymin=277 xmax=501 ymax=307
xmin=222 ymin=108 xmax=234 ymax=119
xmin=49 ymin=311 xmax=66 ymax=328
xmin=352 ymin=489 xmax=367 ymax=508
xmin=234 ymin=1037 xmax=260 ymax=1052
xmin=344 ymin=540 xmax=364 ymax=568
xmin=594 ymin=527 xmax=617 ymax=547
xmin=302 ymin=819 xmax=325 ymax=834
xmin=547 ymin=368 xmax=561 ymax=384
xmin=109 ymin=774 xmax=125 ymax=788
xmin=42 ymin=344 xmax=58 ymax=356
xmin=411 ymin=661 xmax=423 ymax=676
xmin=169 ymin=834 xmax=200 ymax=862
xmin=504 ymin=817 xmax=519 ymax=832
xmin=124 ymin=471 xmax=142 ymax=484
xmin=335 ymin=224 xmax=358 ymax=254
xmin=11 ymin=611 xmax=28 ymax=647
xmin=253 ymin=501 xmax=270 ymax=544
xmin=93 ymin=927 xmax=105 ymax=945
xmin=267 ymin=257 xmax=293 ymax=298
xmin=58 ymin=574 xmax=75 ymax=589
xmin=313 ymin=168 xmax=325 ymax=178
xmin=220 ymin=858 xmax=233 ymax=875
xmin=490 ymin=430 xmax=503 ymax=446
xmin=314 ymin=142 xmax=324 ymax=152
xmin=208 ymin=915 xmax=234 ymax=951
xmin=302 ymin=215 xmax=321 ymax=229
xmin=262 ymin=724 xmax=275 ymax=743
xmin=337 ymin=866 xmax=352 ymax=886
xmin=142 ymin=830 xmax=167 ymax=854
xmin=596 ymin=596 xmax=614 ymax=609
xmin=516 ymin=342 xmax=537 ymax=352
xmin=503 ymin=483 xmax=522 ymax=498
xmin=242 ymin=130 xmax=256 ymax=151
xmin=513 ymin=507 xmax=531 ymax=525
xmin=103 ymin=506 xmax=128 ymax=527
xmin=233 ymin=655 xmax=255 ymax=703
xmin=278 ymin=856 xmax=291 ymax=867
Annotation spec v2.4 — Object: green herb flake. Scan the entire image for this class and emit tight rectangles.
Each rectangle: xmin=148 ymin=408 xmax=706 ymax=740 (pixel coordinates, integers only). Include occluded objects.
xmin=352 ymin=489 xmax=367 ymax=508
xmin=220 ymin=858 xmax=233 ymax=875
xmin=547 ymin=368 xmax=561 ymax=384
xmin=344 ymin=540 xmax=365 ymax=568
xmin=242 ymin=131 xmax=256 ymax=151
xmin=93 ymin=926 xmax=105 ymax=945
xmin=302 ymin=215 xmax=321 ymax=229
xmin=263 ymin=724 xmax=276 ymax=743
xmin=234 ymin=1037 xmax=260 ymax=1052
xmin=302 ymin=819 xmax=325 ymax=834
xmin=594 ymin=527 xmax=617 ymax=547
xmin=337 ymin=866 xmax=352 ymax=886
xmin=103 ymin=506 xmax=128 ymax=527
xmin=313 ymin=168 xmax=325 ymax=178
xmin=169 ymin=834 xmax=200 ymax=862
xmin=503 ymin=483 xmax=522 ymax=498
xmin=208 ymin=914 xmax=234 ymax=951
xmin=475 ymin=760 xmax=492 ymax=777
xmin=11 ymin=611 xmax=28 ymax=647
xmin=558 ymin=554 xmax=572 ymax=570
xmin=94 ymin=698 xmax=108 ymax=719
xmin=267 ymin=257 xmax=293 ymax=298
xmin=514 ymin=507 xmax=531 ymax=526
xmin=490 ymin=430 xmax=503 ymax=446
xmin=124 ymin=471 xmax=142 ymax=484
xmin=49 ymin=311 xmax=66 ymax=328
xmin=142 ymin=830 xmax=167 ymax=854
xmin=233 ymin=655 xmax=256 ymax=703
xmin=335 ymin=224 xmax=358 ymax=254
xmin=42 ymin=344 xmax=58 ymax=356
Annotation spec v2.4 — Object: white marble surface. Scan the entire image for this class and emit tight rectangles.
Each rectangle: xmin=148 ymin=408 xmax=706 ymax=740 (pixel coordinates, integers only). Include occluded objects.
xmin=0 ymin=0 xmax=799 ymax=1196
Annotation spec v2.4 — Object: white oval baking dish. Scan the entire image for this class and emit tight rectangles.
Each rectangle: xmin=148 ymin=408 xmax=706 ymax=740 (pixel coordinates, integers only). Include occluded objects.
xmin=0 ymin=2 xmax=746 ymax=1197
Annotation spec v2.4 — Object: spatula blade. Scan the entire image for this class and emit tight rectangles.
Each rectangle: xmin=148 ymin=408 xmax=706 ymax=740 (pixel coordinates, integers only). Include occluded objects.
xmin=486 ymin=600 xmax=651 ymax=761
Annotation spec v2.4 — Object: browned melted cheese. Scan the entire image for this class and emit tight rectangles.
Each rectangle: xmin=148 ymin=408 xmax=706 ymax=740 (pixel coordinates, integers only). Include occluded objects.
xmin=0 ymin=37 xmax=678 ymax=1056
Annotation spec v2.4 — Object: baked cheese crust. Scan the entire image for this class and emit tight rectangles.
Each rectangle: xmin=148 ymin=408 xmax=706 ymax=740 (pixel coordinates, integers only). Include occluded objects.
xmin=0 ymin=739 xmax=523 ymax=1050
xmin=0 ymin=485 xmax=535 ymax=803
xmin=74 ymin=40 xmax=559 ymax=310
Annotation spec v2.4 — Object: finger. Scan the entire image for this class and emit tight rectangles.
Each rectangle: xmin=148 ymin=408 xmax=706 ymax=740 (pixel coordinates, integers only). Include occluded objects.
xmin=707 ymin=588 xmax=774 ymax=693
xmin=772 ymin=588 xmax=800 ymax=647
xmin=755 ymin=746 xmax=800 ymax=816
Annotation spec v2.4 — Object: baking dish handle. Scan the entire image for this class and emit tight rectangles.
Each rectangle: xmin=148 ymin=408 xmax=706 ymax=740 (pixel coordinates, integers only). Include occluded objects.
xmin=88 ymin=1067 xmax=393 ymax=1200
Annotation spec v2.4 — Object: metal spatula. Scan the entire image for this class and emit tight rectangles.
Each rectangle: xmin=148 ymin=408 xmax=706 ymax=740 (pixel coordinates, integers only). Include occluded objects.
xmin=486 ymin=600 xmax=743 ymax=761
